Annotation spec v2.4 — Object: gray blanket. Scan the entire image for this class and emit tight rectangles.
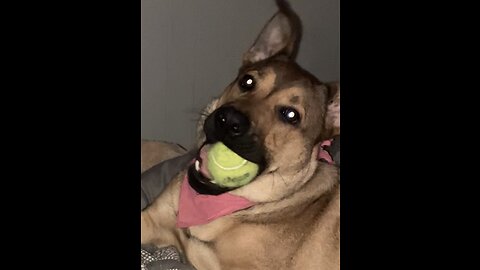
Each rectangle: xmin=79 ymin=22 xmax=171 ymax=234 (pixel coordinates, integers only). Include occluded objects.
xmin=141 ymin=244 xmax=195 ymax=270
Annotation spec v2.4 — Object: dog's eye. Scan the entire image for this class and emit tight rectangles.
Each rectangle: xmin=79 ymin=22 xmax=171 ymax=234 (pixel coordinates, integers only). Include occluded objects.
xmin=238 ymin=74 xmax=256 ymax=91
xmin=279 ymin=107 xmax=300 ymax=125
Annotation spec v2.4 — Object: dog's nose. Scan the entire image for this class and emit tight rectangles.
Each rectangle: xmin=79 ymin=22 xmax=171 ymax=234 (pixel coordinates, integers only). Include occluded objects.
xmin=215 ymin=106 xmax=250 ymax=138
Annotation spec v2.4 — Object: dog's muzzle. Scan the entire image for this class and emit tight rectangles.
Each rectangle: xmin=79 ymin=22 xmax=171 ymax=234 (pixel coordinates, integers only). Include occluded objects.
xmin=203 ymin=106 xmax=264 ymax=164
xmin=186 ymin=106 xmax=266 ymax=195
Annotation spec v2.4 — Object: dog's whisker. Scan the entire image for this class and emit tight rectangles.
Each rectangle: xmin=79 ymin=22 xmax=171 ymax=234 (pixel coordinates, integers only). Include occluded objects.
xmin=303 ymin=162 xmax=312 ymax=177
xmin=271 ymin=171 xmax=276 ymax=191
xmin=277 ymin=171 xmax=288 ymax=186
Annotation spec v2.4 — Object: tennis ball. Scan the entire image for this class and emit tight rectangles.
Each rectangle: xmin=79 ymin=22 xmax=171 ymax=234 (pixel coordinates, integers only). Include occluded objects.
xmin=207 ymin=142 xmax=259 ymax=188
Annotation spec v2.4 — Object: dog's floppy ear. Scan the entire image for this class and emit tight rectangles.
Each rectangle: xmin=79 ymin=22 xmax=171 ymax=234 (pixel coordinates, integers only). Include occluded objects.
xmin=324 ymin=82 xmax=340 ymax=138
xmin=242 ymin=0 xmax=301 ymax=65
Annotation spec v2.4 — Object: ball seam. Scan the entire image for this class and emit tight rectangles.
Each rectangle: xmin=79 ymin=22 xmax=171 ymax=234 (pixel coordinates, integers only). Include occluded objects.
xmin=211 ymin=154 xmax=247 ymax=170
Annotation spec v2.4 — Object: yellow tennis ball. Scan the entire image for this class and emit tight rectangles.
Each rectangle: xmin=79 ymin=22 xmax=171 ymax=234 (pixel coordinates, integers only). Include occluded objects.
xmin=207 ymin=142 xmax=259 ymax=188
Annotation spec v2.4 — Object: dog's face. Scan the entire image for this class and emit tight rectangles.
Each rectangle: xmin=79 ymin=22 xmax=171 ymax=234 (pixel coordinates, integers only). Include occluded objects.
xmin=190 ymin=6 xmax=340 ymax=195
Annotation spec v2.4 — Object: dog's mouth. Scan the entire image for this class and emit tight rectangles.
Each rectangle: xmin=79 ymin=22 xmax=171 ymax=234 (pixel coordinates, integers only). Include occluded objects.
xmin=188 ymin=143 xmax=265 ymax=195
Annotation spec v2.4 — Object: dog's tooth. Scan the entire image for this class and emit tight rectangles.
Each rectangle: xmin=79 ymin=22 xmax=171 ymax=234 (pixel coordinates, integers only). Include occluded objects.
xmin=195 ymin=160 xmax=200 ymax=171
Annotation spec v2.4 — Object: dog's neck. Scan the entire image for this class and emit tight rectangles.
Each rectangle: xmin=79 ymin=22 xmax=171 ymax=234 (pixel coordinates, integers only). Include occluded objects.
xmin=233 ymin=162 xmax=339 ymax=222
xmin=230 ymin=143 xmax=337 ymax=203
xmin=229 ymin=153 xmax=338 ymax=224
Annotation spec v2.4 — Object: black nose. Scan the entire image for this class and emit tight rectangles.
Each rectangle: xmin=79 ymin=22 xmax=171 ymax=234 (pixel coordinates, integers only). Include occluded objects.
xmin=215 ymin=106 xmax=250 ymax=138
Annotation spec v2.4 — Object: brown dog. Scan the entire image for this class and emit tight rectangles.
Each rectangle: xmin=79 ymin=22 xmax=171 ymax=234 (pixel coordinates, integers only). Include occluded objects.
xmin=141 ymin=1 xmax=340 ymax=269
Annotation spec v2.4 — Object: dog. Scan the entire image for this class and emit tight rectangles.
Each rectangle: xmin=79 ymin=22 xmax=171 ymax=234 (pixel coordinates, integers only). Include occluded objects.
xmin=141 ymin=1 xmax=340 ymax=269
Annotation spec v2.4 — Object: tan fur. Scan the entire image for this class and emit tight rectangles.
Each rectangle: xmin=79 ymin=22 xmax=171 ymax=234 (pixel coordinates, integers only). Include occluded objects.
xmin=142 ymin=3 xmax=339 ymax=269
xmin=325 ymin=82 xmax=340 ymax=138
xmin=196 ymin=98 xmax=220 ymax=148
xmin=141 ymin=140 xmax=187 ymax=173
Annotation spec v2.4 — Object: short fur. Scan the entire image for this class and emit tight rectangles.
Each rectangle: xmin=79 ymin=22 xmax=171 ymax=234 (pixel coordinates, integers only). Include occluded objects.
xmin=141 ymin=1 xmax=340 ymax=269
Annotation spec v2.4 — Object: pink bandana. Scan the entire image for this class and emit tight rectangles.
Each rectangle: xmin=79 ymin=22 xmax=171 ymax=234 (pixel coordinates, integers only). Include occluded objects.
xmin=176 ymin=140 xmax=335 ymax=228
xmin=318 ymin=139 xmax=335 ymax=165
xmin=176 ymin=175 xmax=254 ymax=228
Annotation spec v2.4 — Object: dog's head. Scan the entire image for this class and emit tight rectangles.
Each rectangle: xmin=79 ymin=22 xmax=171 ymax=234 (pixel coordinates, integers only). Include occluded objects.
xmin=190 ymin=0 xmax=340 ymax=198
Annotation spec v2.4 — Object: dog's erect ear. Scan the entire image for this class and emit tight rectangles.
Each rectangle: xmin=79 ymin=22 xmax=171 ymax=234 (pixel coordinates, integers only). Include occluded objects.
xmin=324 ymin=82 xmax=340 ymax=138
xmin=242 ymin=0 xmax=301 ymax=65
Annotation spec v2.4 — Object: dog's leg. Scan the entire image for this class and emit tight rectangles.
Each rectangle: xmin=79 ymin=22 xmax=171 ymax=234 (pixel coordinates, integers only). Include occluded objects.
xmin=141 ymin=211 xmax=179 ymax=246
xmin=141 ymin=176 xmax=186 ymax=250
xmin=185 ymin=240 xmax=222 ymax=270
